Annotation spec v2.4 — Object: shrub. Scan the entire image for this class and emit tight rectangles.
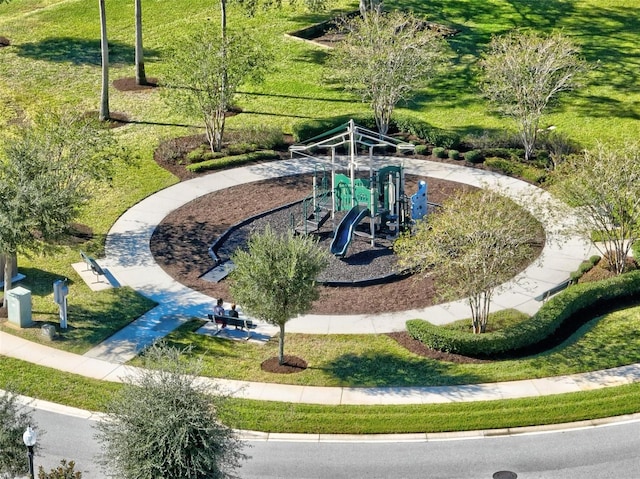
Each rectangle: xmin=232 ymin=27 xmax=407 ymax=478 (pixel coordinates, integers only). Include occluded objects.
xmin=464 ymin=149 xmax=484 ymax=164
xmin=406 ymin=270 xmax=640 ymax=356
xmin=520 ymin=165 xmax=547 ymax=184
xmin=226 ymin=142 xmax=257 ymax=155
xmin=484 ymin=157 xmax=523 ymax=176
xmin=185 ymin=146 xmax=224 ymax=164
xmin=448 ymin=149 xmax=460 ymax=160
xmin=589 ymin=255 xmax=602 ymax=265
xmin=226 ymin=125 xmax=285 ymax=150
xmin=292 ymin=114 xmax=377 ymax=142
xmin=38 ymin=459 xmax=82 ymax=479
xmin=393 ymin=116 xmax=433 ymax=140
xmin=432 ymin=147 xmax=447 ymax=158
xmin=185 ymin=150 xmax=279 ymax=173
xmin=414 ymin=144 xmax=428 ymax=155
xmin=425 ymin=130 xmax=461 ymax=149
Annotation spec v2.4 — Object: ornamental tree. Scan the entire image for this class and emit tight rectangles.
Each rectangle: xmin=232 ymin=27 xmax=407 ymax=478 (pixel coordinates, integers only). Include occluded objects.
xmin=331 ymin=10 xmax=449 ymax=135
xmin=230 ymin=226 xmax=328 ymax=364
xmin=551 ymin=142 xmax=640 ymax=275
xmin=162 ymin=23 xmax=269 ymax=153
xmin=395 ymin=189 xmax=543 ymax=333
xmin=480 ymin=31 xmax=588 ymax=161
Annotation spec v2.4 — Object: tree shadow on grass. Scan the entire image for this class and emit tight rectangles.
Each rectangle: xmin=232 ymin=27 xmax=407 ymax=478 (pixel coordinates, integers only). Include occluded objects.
xmin=13 ymin=37 xmax=160 ymax=66
xmin=325 ymin=352 xmax=483 ymax=388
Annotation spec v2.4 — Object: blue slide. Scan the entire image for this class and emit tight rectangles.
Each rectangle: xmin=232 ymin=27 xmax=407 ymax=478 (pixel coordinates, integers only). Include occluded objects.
xmin=330 ymin=205 xmax=370 ymax=257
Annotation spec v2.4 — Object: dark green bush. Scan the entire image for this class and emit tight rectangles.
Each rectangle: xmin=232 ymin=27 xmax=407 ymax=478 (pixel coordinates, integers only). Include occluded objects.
xmin=432 ymin=147 xmax=447 ymax=159
xmin=226 ymin=125 xmax=285 ymax=150
xmin=484 ymin=157 xmax=523 ymax=176
xmin=186 ymin=147 xmax=224 ymax=164
xmin=448 ymin=149 xmax=460 ymax=160
xmin=589 ymin=255 xmax=601 ymax=265
xmin=406 ymin=271 xmax=640 ymax=356
xmin=464 ymin=149 xmax=484 ymax=164
xmin=414 ymin=144 xmax=428 ymax=155
xmin=186 ymin=150 xmax=279 ymax=173
xmin=482 ymin=148 xmax=524 ymax=161
xmin=226 ymin=142 xmax=257 ymax=155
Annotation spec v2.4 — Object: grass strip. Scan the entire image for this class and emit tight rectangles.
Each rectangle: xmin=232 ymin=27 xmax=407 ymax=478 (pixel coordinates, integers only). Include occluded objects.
xmin=2 ymin=356 xmax=640 ymax=434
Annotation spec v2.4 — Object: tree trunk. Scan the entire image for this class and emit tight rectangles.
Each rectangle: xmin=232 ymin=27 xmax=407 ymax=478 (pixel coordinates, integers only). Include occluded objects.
xmin=278 ymin=323 xmax=285 ymax=365
xmin=134 ymin=0 xmax=147 ymax=85
xmin=2 ymin=254 xmax=16 ymax=309
xmin=99 ymin=0 xmax=110 ymax=121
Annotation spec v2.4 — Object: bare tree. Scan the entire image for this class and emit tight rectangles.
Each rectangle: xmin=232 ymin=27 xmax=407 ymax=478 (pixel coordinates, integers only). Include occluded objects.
xmin=480 ymin=31 xmax=588 ymax=161
xmin=395 ymin=189 xmax=542 ymax=333
xmin=331 ymin=10 xmax=449 ymax=135
xmin=552 ymin=142 xmax=640 ymax=275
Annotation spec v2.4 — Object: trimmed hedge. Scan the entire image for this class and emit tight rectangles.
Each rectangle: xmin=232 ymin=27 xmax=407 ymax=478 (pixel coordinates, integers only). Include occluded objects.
xmin=185 ymin=150 xmax=279 ymax=173
xmin=406 ymin=271 xmax=640 ymax=356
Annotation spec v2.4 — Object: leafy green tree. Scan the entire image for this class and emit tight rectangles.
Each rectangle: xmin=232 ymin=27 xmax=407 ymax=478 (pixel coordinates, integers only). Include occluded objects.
xmin=96 ymin=342 xmax=246 ymax=479
xmin=162 ymin=23 xmax=269 ymax=152
xmin=395 ymin=189 xmax=542 ymax=333
xmin=331 ymin=10 xmax=449 ymax=135
xmin=480 ymin=31 xmax=588 ymax=161
xmin=552 ymin=142 xmax=640 ymax=275
xmin=0 ymin=112 xmax=116 ymax=306
xmin=230 ymin=226 xmax=328 ymax=364
xmin=0 ymin=389 xmax=38 ymax=479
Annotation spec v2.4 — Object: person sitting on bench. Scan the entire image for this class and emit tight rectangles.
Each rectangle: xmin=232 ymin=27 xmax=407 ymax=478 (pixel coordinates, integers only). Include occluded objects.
xmin=213 ymin=298 xmax=226 ymax=327
xmin=227 ymin=303 xmax=239 ymax=329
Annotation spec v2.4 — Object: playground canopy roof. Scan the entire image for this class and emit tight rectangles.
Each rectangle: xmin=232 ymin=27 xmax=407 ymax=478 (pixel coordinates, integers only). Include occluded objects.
xmin=289 ymin=120 xmax=415 ymax=158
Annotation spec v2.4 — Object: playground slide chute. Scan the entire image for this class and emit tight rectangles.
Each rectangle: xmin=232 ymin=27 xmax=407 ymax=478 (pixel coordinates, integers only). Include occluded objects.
xmin=330 ymin=205 xmax=370 ymax=257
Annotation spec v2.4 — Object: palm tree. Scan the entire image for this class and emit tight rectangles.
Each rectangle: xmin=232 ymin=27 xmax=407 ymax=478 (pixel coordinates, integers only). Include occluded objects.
xmin=98 ymin=0 xmax=110 ymax=121
xmin=134 ymin=0 xmax=148 ymax=85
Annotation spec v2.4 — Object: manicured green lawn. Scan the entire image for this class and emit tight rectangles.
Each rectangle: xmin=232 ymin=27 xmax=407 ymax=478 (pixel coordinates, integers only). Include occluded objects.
xmin=1 ymin=0 xmax=640 ymax=433
xmin=2 ymin=355 xmax=640 ymax=434
xmin=143 ymin=304 xmax=640 ymax=387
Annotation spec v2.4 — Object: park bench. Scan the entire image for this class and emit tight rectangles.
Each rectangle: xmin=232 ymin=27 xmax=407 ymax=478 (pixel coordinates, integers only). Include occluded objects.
xmin=207 ymin=313 xmax=257 ymax=339
xmin=80 ymin=250 xmax=106 ymax=280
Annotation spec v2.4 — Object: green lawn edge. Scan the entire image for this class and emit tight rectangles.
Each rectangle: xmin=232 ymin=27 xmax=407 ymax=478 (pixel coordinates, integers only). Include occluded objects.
xmin=2 ymin=355 xmax=640 ymax=434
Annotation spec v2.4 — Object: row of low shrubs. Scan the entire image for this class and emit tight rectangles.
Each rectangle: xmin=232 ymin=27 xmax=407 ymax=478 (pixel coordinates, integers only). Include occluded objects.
xmin=185 ymin=150 xmax=280 ymax=173
xmin=570 ymin=255 xmax=602 ymax=283
xmin=406 ymin=270 xmax=640 ymax=357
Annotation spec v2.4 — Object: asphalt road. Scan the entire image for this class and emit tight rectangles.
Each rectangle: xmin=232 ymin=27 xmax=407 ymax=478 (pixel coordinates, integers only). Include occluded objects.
xmin=30 ymin=408 xmax=640 ymax=479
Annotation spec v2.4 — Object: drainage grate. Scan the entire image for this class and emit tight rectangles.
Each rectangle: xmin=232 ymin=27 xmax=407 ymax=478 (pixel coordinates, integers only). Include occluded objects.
xmin=493 ymin=472 xmax=518 ymax=479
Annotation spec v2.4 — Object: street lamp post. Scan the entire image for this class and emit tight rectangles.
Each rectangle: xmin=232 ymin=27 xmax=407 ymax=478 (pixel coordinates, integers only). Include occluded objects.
xmin=22 ymin=425 xmax=37 ymax=479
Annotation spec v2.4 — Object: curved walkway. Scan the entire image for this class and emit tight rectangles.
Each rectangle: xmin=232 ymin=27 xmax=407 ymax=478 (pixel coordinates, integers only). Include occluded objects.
xmin=85 ymin=157 xmax=592 ymax=362
xmin=2 ymin=156 xmax=640 ymax=410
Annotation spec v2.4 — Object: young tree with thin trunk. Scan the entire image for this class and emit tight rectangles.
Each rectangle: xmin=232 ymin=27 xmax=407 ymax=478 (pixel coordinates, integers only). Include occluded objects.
xmin=96 ymin=342 xmax=246 ymax=479
xmin=480 ymin=31 xmax=588 ymax=161
xmin=98 ymin=0 xmax=109 ymax=121
xmin=230 ymin=226 xmax=328 ymax=365
xmin=0 ymin=112 xmax=116 ymax=307
xmin=552 ymin=142 xmax=640 ymax=275
xmin=331 ymin=10 xmax=449 ymax=135
xmin=162 ymin=23 xmax=269 ymax=152
xmin=395 ymin=189 xmax=543 ymax=333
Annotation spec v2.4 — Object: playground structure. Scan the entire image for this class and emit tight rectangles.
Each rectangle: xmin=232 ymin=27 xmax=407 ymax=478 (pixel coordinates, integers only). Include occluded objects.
xmin=290 ymin=120 xmax=428 ymax=257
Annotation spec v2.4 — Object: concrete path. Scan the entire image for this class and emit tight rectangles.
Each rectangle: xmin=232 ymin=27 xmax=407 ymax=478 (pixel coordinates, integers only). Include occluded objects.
xmin=83 ymin=156 xmax=592 ymax=362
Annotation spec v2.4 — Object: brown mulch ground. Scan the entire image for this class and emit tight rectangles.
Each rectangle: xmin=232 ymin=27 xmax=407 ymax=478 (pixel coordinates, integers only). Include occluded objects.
xmin=113 ymin=77 xmax=159 ymax=92
xmin=147 ymin=137 xmax=542 ymax=371
xmin=149 ymin=172 xmax=476 ymax=315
